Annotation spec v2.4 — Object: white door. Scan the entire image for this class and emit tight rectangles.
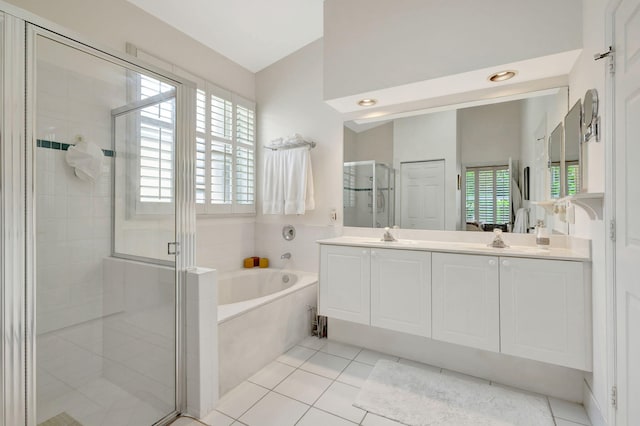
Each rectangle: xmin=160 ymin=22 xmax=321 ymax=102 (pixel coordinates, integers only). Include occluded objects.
xmin=400 ymin=160 xmax=445 ymax=229
xmin=500 ymin=258 xmax=591 ymax=371
xmin=370 ymin=249 xmax=431 ymax=337
xmin=319 ymin=245 xmax=371 ymax=325
xmin=614 ymin=0 xmax=640 ymax=423
xmin=432 ymin=253 xmax=500 ymax=352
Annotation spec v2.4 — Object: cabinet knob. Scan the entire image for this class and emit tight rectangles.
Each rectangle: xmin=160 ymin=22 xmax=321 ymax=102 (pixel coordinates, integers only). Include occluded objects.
xmin=502 ymin=260 xmax=510 ymax=267
xmin=488 ymin=259 xmax=496 ymax=266
xmin=362 ymin=250 xmax=368 ymax=255
xmin=371 ymin=250 xmax=376 ymax=256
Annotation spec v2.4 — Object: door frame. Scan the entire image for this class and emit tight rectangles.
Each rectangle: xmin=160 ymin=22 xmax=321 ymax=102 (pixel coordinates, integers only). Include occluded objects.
xmin=0 ymin=1 xmax=197 ymax=423
xmin=605 ymin=0 xmax=621 ymax=425
xmin=399 ymin=159 xmax=446 ymax=230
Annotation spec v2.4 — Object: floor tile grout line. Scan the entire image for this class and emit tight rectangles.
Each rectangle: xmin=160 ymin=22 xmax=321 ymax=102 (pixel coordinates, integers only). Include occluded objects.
xmin=223 ymin=381 xmax=274 ymax=423
xmin=220 ymin=337 xmax=590 ymax=426
xmin=285 ymin=339 xmax=366 ymax=425
xmin=227 ymin=342 xmax=323 ymax=424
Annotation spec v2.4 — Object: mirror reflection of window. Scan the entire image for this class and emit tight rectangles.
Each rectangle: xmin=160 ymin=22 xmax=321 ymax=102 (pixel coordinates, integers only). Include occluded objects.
xmin=548 ymin=122 xmax=564 ymax=199
xmin=465 ymin=165 xmax=511 ymax=230
xmin=565 ymin=161 xmax=580 ymax=196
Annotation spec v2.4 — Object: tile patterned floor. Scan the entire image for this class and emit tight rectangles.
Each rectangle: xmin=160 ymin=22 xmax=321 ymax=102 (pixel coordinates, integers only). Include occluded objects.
xmin=176 ymin=336 xmax=593 ymax=426
xmin=36 ymin=313 xmax=174 ymax=426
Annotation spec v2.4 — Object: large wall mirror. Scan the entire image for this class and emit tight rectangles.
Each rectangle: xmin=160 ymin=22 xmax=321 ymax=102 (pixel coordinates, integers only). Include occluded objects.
xmin=343 ymin=87 xmax=569 ymax=233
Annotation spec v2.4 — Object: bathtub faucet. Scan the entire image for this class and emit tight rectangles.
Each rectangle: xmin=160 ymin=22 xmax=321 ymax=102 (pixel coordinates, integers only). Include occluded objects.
xmin=281 ymin=252 xmax=291 ymax=260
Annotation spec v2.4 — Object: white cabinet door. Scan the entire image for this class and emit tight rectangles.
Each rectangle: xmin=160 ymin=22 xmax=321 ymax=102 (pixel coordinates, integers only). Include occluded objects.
xmin=370 ymin=248 xmax=431 ymax=337
xmin=319 ymin=245 xmax=371 ymax=325
xmin=432 ymin=253 xmax=499 ymax=351
xmin=500 ymin=257 xmax=591 ymax=371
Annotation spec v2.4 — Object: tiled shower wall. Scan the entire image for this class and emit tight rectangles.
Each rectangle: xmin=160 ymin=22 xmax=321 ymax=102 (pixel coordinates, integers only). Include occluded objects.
xmin=35 ymin=59 xmax=121 ymax=334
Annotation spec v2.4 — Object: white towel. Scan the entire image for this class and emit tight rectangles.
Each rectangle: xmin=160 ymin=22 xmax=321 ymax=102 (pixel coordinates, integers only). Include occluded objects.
xmin=283 ymin=147 xmax=315 ymax=214
xmin=511 ymin=176 xmax=522 ymax=216
xmin=65 ymin=140 xmax=104 ymax=182
xmin=513 ymin=208 xmax=529 ymax=233
xmin=262 ymin=148 xmax=285 ymax=214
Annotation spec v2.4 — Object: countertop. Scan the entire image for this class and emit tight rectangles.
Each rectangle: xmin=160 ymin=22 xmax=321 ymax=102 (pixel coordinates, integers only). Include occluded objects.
xmin=316 ymin=236 xmax=591 ymax=262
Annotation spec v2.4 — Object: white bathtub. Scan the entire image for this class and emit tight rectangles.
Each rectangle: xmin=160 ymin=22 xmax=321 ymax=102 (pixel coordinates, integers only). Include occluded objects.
xmin=217 ymin=268 xmax=318 ymax=395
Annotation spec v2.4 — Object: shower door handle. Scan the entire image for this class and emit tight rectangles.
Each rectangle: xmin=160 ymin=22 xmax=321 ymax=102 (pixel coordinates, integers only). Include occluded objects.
xmin=167 ymin=242 xmax=180 ymax=255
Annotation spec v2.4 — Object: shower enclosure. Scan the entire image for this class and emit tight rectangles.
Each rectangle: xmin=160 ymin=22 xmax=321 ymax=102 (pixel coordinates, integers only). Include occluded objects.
xmin=1 ymin=9 xmax=195 ymax=426
xmin=343 ymin=161 xmax=395 ymax=228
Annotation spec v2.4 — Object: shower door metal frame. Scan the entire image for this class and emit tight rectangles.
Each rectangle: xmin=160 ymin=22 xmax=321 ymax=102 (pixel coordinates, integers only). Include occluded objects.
xmin=16 ymin=18 xmax=196 ymax=426
xmin=0 ymin=12 xmax=28 ymax=426
xmin=110 ymin=89 xmax=179 ymax=267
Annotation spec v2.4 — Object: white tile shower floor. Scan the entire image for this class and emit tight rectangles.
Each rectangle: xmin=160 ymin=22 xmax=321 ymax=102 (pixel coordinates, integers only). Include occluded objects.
xmin=37 ymin=376 xmax=164 ymax=426
xmin=176 ymin=336 xmax=593 ymax=426
xmin=36 ymin=315 xmax=174 ymax=426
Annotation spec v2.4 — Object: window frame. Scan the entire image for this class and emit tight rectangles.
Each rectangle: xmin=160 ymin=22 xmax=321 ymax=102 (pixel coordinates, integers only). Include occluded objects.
xmin=463 ymin=164 xmax=511 ymax=226
xmin=195 ymin=83 xmax=256 ymax=216
xmin=130 ymin=46 xmax=257 ymax=217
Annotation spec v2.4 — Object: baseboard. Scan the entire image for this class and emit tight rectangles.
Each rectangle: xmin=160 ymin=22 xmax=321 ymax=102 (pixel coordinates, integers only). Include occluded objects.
xmin=328 ymin=318 xmax=585 ymax=402
xmin=583 ymin=380 xmax=607 ymax=426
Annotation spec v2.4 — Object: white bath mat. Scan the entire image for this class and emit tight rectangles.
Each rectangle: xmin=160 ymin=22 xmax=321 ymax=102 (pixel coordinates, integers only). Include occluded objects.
xmin=354 ymin=360 xmax=554 ymax=426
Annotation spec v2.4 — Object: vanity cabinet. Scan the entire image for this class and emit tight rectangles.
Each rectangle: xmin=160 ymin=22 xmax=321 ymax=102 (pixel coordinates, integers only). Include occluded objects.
xmin=499 ymin=257 xmax=591 ymax=370
xmin=319 ymin=245 xmax=431 ymax=335
xmin=370 ymin=248 xmax=431 ymax=337
xmin=431 ymin=253 xmax=500 ymax=352
xmin=318 ymin=240 xmax=592 ymax=371
xmin=319 ymin=245 xmax=370 ymax=325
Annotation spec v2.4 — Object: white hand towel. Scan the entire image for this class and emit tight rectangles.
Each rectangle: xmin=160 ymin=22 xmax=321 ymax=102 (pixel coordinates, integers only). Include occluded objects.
xmin=65 ymin=140 xmax=104 ymax=182
xmin=511 ymin=176 xmax=522 ymax=215
xmin=513 ymin=208 xmax=529 ymax=233
xmin=284 ymin=147 xmax=315 ymax=215
xmin=262 ymin=149 xmax=285 ymax=214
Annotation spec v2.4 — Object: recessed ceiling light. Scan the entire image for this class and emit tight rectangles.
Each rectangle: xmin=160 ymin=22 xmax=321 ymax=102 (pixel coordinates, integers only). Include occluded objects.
xmin=488 ymin=70 xmax=517 ymax=82
xmin=357 ymin=98 xmax=377 ymax=107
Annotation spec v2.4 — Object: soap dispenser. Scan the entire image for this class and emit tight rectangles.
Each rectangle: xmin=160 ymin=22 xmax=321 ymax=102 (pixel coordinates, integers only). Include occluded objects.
xmin=536 ymin=220 xmax=550 ymax=248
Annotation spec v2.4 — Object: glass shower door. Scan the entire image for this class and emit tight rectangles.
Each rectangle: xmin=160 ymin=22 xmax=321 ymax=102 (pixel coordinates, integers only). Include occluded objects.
xmin=33 ymin=31 xmax=180 ymax=426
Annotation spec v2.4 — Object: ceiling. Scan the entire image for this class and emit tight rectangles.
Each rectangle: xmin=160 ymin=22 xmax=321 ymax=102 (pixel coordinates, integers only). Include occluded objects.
xmin=127 ymin=0 xmax=324 ymax=73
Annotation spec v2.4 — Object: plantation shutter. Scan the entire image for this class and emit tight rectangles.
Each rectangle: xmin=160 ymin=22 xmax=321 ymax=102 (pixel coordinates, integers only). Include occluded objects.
xmin=132 ymin=47 xmax=256 ymax=215
xmin=234 ymin=98 xmax=256 ymax=211
xmin=465 ymin=165 xmax=510 ymax=225
xmin=138 ymin=75 xmax=175 ymax=205
xmin=210 ymin=92 xmax=234 ymax=211
xmin=566 ymin=162 xmax=580 ymax=196
xmin=195 ymin=89 xmax=207 ymax=205
xmin=465 ymin=170 xmax=476 ymax=222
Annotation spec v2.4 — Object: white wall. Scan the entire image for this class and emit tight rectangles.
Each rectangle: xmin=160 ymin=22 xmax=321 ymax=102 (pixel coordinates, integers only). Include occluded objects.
xmin=323 ymin=0 xmax=582 ymax=100
xmin=255 ymin=40 xmax=343 ymax=272
xmin=566 ymin=0 xmax=609 ymax=422
xmin=343 ymin=127 xmax=358 ymax=162
xmin=5 ymin=0 xmax=254 ymax=99
xmin=196 ymin=218 xmax=256 ymax=273
xmin=345 ymin=122 xmax=394 ymax=164
xmin=393 ymin=111 xmax=459 ymax=230
xmin=458 ymin=100 xmax=522 ymax=166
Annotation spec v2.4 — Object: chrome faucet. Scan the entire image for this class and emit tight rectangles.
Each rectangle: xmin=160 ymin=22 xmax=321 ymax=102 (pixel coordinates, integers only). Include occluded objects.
xmin=381 ymin=227 xmax=397 ymax=242
xmin=281 ymin=252 xmax=291 ymax=260
xmin=488 ymin=228 xmax=509 ymax=248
